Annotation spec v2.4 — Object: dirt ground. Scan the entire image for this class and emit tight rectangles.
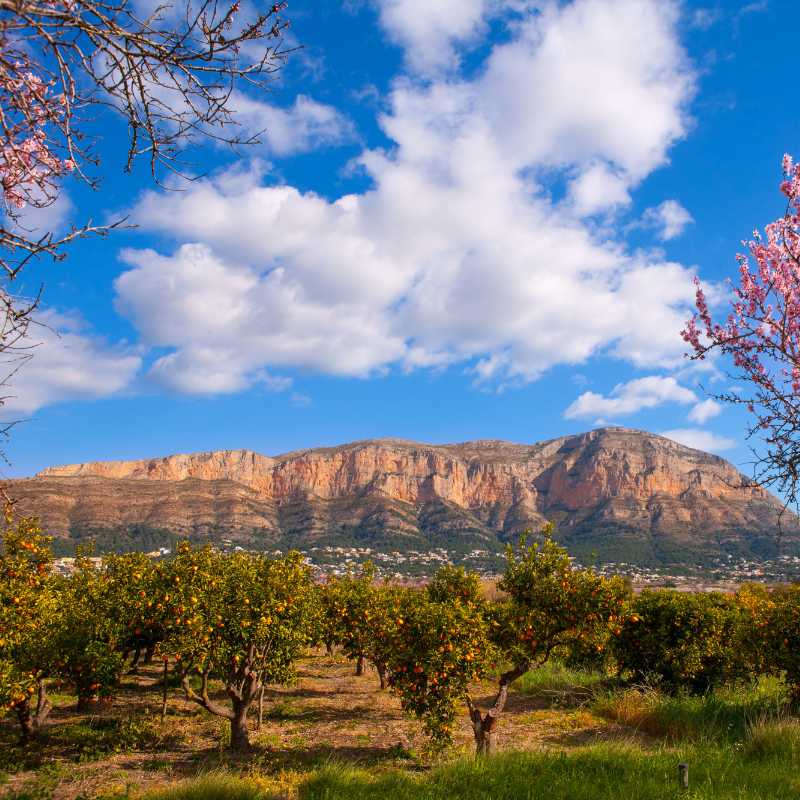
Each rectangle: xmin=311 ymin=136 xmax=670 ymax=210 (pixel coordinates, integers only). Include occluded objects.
xmin=0 ymin=651 xmax=648 ymax=800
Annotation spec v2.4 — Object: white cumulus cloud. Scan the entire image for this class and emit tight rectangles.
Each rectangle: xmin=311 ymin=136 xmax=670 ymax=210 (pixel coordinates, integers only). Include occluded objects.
xmin=660 ymin=428 xmax=736 ymax=453
xmin=230 ymin=93 xmax=356 ymax=156
xmin=374 ymin=0 xmax=510 ymax=74
xmin=568 ymin=162 xmax=632 ymax=217
xmin=640 ymin=199 xmax=694 ymax=240
xmin=1 ymin=310 xmax=141 ymax=415
xmin=688 ymin=397 xmax=722 ymax=424
xmin=564 ymin=376 xmax=696 ymax=420
xmin=117 ymin=0 xmax=699 ymax=396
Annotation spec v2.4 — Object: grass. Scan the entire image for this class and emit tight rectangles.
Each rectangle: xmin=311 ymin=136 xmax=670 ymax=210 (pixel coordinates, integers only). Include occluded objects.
xmin=515 ymin=662 xmax=607 ymax=703
xmin=744 ymin=718 xmax=800 ymax=761
xmin=57 ymin=714 xmax=181 ymax=762
xmin=593 ymin=676 xmax=789 ymax=744
xmin=137 ymin=775 xmax=266 ymax=800
xmin=127 ymin=742 xmax=800 ymax=800
xmin=0 ymin=711 xmax=183 ymax=778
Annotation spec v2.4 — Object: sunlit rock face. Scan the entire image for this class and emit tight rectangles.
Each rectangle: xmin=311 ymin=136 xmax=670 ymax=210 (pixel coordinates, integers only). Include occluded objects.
xmin=15 ymin=428 xmax=794 ymax=565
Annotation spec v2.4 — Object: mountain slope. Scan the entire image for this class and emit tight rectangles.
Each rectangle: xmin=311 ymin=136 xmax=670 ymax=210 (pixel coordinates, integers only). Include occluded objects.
xmin=11 ymin=428 xmax=797 ymax=565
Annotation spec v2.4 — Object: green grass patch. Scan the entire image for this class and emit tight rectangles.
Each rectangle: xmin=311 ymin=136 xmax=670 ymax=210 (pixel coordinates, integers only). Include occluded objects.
xmin=129 ymin=741 xmax=800 ymax=800
xmin=140 ymin=774 xmax=268 ymax=800
xmin=593 ymin=676 xmax=790 ymax=743
xmin=300 ymin=744 xmax=800 ymax=800
xmin=516 ymin=662 xmax=606 ymax=702
xmin=744 ymin=718 xmax=800 ymax=761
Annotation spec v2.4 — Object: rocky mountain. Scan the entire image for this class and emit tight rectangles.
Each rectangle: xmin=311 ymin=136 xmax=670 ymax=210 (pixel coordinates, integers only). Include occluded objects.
xmin=9 ymin=427 xmax=798 ymax=566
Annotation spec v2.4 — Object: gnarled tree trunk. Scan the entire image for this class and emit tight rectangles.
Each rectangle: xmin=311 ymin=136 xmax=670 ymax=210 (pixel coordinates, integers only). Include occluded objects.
xmin=471 ymin=713 xmax=499 ymax=755
xmin=181 ymin=666 xmax=261 ymax=752
xmin=355 ymin=654 xmax=365 ymax=676
xmin=467 ymin=664 xmax=527 ymax=757
xmin=230 ymin=701 xmax=250 ymax=750
xmin=15 ymin=681 xmax=52 ymax=743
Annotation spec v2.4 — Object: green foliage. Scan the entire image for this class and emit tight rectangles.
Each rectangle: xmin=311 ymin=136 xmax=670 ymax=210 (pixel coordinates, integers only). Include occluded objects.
xmin=614 ymin=590 xmax=751 ymax=693
xmin=387 ymin=566 xmax=494 ymax=748
xmin=761 ymin=583 xmax=800 ymax=699
xmin=321 ymin=563 xmax=377 ymax=665
xmin=158 ymin=543 xmax=315 ymax=748
xmin=493 ymin=526 xmax=631 ymax=671
xmin=426 ymin=565 xmax=481 ymax=605
xmin=162 ymin=544 xmax=313 ymax=685
xmin=0 ymin=516 xmax=59 ymax=734
xmin=103 ymin=551 xmax=168 ymax=658
xmin=53 ymin=551 xmax=125 ymax=705
xmin=319 ymin=565 xmax=405 ymax=686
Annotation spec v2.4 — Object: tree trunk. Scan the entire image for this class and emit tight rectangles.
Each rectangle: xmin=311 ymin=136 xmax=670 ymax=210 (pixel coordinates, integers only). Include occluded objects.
xmin=181 ymin=667 xmax=258 ymax=751
xmin=230 ymin=706 xmax=250 ymax=751
xmin=15 ymin=701 xmax=36 ymax=743
xmin=355 ymin=654 xmax=365 ymax=676
xmin=376 ymin=661 xmax=387 ymax=690
xmin=128 ymin=647 xmax=142 ymax=674
xmin=15 ymin=682 xmax=52 ymax=743
xmin=470 ymin=711 xmax=499 ymax=755
xmin=467 ymin=664 xmax=527 ymax=757
xmin=144 ymin=643 xmax=156 ymax=664
xmin=325 ymin=641 xmax=334 ymax=656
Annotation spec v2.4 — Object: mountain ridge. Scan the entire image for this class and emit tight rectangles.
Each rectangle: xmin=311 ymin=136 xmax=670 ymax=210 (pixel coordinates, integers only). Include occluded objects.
xmin=14 ymin=427 xmax=798 ymax=566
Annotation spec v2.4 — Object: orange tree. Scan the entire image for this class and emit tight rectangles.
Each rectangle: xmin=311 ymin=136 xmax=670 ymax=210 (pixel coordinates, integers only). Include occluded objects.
xmin=474 ymin=528 xmax=630 ymax=755
xmin=313 ymin=578 xmax=346 ymax=656
xmin=614 ymin=589 xmax=751 ymax=693
xmin=426 ymin=564 xmax=483 ymax=604
xmin=325 ymin=564 xmax=406 ymax=688
xmin=325 ymin=563 xmax=377 ymax=677
xmin=104 ymin=552 xmax=168 ymax=670
xmin=762 ymin=584 xmax=800 ymax=701
xmin=0 ymin=514 xmax=60 ymax=741
xmin=734 ymin=583 xmax=775 ymax=678
xmin=52 ymin=550 xmax=125 ymax=709
xmin=386 ymin=570 xmax=494 ymax=751
xmin=160 ymin=544 xmax=314 ymax=750
xmin=364 ymin=582 xmax=406 ymax=690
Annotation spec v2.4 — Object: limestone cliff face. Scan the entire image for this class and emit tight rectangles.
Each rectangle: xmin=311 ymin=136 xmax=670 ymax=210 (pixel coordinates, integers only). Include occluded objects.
xmin=16 ymin=428 xmax=794 ymax=564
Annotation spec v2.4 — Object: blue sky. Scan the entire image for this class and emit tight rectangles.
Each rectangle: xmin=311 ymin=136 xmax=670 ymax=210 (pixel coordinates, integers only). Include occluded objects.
xmin=5 ymin=0 xmax=796 ymax=477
